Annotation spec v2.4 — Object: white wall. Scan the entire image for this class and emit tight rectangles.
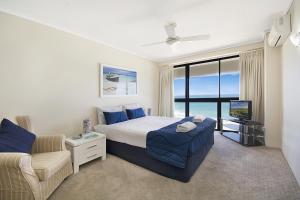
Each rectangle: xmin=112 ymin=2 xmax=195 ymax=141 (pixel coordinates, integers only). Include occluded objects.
xmin=282 ymin=0 xmax=300 ymax=185
xmin=0 ymin=11 xmax=159 ymax=136
xmin=264 ymin=33 xmax=282 ymax=148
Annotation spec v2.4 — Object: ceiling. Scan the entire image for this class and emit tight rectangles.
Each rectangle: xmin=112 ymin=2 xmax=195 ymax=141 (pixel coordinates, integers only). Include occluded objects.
xmin=0 ymin=0 xmax=293 ymax=62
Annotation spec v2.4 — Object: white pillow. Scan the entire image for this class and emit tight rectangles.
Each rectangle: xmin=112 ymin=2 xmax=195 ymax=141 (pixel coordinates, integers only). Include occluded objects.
xmin=123 ymin=103 xmax=140 ymax=110
xmin=96 ymin=105 xmax=123 ymax=124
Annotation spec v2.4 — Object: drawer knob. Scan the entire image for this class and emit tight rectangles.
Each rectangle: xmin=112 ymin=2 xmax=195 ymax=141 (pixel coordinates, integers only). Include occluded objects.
xmin=86 ymin=145 xmax=97 ymax=150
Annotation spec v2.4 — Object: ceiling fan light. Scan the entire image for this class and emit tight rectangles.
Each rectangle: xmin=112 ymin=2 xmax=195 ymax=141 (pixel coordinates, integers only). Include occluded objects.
xmin=171 ymin=42 xmax=180 ymax=53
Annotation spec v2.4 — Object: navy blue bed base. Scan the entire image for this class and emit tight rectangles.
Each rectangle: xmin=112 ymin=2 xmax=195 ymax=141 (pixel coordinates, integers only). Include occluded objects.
xmin=107 ymin=131 xmax=214 ymax=182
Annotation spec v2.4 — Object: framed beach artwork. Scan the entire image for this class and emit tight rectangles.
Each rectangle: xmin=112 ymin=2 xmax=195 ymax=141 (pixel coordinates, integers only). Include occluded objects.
xmin=100 ymin=64 xmax=137 ymax=97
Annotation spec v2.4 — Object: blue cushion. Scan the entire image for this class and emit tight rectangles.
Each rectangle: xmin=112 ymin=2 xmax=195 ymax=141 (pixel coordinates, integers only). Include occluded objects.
xmin=0 ymin=119 xmax=36 ymax=153
xmin=103 ymin=111 xmax=128 ymax=125
xmin=126 ymin=108 xmax=146 ymax=119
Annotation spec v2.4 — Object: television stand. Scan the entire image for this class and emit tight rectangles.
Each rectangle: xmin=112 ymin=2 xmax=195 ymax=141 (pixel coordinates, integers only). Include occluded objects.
xmin=220 ymin=118 xmax=265 ymax=146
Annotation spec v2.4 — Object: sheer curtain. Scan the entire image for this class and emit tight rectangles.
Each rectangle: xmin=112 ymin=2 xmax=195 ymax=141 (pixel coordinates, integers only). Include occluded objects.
xmin=239 ymin=49 xmax=264 ymax=123
xmin=158 ymin=66 xmax=174 ymax=117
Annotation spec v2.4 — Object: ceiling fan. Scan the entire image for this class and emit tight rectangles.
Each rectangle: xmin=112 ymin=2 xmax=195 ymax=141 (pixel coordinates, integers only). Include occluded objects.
xmin=141 ymin=22 xmax=210 ymax=47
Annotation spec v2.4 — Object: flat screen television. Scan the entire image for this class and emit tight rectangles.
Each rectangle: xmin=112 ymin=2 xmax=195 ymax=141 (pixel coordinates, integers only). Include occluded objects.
xmin=229 ymin=100 xmax=252 ymax=120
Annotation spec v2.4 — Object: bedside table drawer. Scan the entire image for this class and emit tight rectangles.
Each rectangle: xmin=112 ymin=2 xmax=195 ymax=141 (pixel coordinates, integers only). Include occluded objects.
xmin=76 ymin=140 xmax=103 ymax=165
xmin=77 ymin=140 xmax=102 ymax=153
xmin=79 ymin=149 xmax=102 ymax=164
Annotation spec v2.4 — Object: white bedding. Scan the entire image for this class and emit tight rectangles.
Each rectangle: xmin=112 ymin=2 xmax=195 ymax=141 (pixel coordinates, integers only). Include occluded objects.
xmin=94 ymin=116 xmax=180 ymax=148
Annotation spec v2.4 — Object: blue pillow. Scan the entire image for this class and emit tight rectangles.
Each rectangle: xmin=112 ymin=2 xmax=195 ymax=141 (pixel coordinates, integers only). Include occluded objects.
xmin=103 ymin=111 xmax=128 ymax=125
xmin=0 ymin=119 xmax=36 ymax=153
xmin=126 ymin=108 xmax=146 ymax=119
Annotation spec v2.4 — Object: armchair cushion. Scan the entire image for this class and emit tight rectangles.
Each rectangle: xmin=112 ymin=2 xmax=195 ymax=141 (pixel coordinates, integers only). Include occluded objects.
xmin=31 ymin=150 xmax=71 ymax=181
xmin=0 ymin=119 xmax=36 ymax=153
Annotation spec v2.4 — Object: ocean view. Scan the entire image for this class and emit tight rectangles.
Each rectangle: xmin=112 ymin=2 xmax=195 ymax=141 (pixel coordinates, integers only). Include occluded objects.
xmin=174 ymin=72 xmax=240 ymax=119
xmin=174 ymin=101 xmax=231 ymax=119
xmin=174 ymin=94 xmax=239 ymax=119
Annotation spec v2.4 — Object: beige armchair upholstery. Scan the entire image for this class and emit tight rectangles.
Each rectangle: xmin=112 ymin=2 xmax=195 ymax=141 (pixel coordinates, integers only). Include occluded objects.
xmin=0 ymin=117 xmax=73 ymax=200
xmin=31 ymin=135 xmax=67 ymax=153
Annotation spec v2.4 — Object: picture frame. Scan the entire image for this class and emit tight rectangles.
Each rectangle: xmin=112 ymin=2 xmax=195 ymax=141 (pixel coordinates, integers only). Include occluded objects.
xmin=100 ymin=64 xmax=138 ymax=97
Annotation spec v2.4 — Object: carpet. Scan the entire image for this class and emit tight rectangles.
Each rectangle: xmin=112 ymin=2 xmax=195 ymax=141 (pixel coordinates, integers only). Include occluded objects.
xmin=49 ymin=133 xmax=300 ymax=200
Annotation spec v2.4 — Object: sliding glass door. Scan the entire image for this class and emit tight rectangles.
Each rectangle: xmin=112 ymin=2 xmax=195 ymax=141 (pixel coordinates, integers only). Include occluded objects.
xmin=174 ymin=56 xmax=240 ymax=130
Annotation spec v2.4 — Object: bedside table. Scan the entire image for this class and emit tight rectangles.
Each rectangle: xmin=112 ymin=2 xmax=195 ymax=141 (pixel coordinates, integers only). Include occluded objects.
xmin=66 ymin=132 xmax=106 ymax=173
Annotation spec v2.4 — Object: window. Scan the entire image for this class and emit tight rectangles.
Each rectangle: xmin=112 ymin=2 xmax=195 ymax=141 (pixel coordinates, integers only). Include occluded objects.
xmin=174 ymin=102 xmax=185 ymax=118
xmin=189 ymin=102 xmax=218 ymax=119
xmin=220 ymin=58 xmax=240 ymax=98
xmin=221 ymin=102 xmax=231 ymax=119
xmin=174 ymin=68 xmax=186 ymax=118
xmin=174 ymin=67 xmax=185 ymax=99
xmin=190 ymin=62 xmax=219 ymax=98
xmin=174 ymin=56 xmax=240 ymax=130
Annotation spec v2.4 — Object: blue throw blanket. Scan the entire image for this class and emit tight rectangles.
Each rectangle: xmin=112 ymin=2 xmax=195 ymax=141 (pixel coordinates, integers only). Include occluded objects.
xmin=146 ymin=117 xmax=216 ymax=168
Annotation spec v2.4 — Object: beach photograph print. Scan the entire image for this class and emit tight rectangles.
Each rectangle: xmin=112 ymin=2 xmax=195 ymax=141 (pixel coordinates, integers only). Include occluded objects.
xmin=100 ymin=64 xmax=137 ymax=97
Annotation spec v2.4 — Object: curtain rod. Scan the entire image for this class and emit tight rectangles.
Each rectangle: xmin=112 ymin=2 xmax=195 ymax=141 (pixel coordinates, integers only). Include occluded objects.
xmin=240 ymin=47 xmax=264 ymax=54
xmin=173 ymin=47 xmax=264 ymax=68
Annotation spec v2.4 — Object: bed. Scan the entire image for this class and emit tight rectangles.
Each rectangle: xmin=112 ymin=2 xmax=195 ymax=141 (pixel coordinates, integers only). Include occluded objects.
xmin=94 ymin=115 xmax=215 ymax=182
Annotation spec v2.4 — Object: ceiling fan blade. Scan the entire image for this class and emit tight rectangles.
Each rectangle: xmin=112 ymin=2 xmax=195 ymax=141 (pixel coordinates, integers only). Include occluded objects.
xmin=141 ymin=41 xmax=166 ymax=47
xmin=180 ymin=34 xmax=210 ymax=42
xmin=164 ymin=22 xmax=176 ymax=38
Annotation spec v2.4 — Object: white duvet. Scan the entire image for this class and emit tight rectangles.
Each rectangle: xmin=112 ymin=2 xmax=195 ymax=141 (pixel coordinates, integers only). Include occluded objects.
xmin=94 ymin=116 xmax=180 ymax=148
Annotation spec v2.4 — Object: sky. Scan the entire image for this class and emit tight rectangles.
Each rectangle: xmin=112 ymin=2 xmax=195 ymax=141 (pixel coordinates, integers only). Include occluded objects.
xmin=231 ymin=101 xmax=249 ymax=109
xmin=103 ymin=66 xmax=136 ymax=77
xmin=174 ymin=73 xmax=240 ymax=98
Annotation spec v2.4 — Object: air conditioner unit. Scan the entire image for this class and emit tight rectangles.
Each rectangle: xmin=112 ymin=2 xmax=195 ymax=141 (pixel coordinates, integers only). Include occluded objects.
xmin=268 ymin=13 xmax=291 ymax=47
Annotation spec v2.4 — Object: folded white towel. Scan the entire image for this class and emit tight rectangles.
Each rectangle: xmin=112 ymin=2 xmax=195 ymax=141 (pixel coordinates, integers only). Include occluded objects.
xmin=176 ymin=121 xmax=197 ymax=133
xmin=193 ymin=115 xmax=206 ymax=123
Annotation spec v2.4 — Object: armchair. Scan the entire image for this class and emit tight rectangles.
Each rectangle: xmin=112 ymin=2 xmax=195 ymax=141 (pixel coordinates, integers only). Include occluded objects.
xmin=0 ymin=117 xmax=73 ymax=200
